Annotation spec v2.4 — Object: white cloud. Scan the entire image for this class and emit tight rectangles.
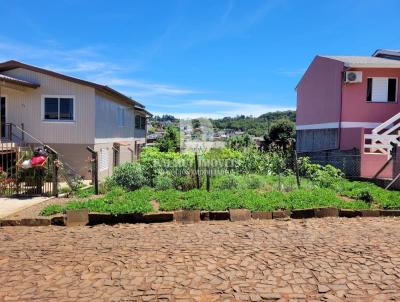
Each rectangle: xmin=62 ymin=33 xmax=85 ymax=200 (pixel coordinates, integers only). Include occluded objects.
xmin=95 ymin=76 xmax=197 ymax=97
xmin=51 ymin=61 xmax=121 ymax=73
xmin=0 ymin=37 xmax=196 ymax=98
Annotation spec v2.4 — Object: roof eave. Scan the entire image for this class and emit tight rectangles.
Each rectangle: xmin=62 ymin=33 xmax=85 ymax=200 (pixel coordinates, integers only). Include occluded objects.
xmin=0 ymin=77 xmax=40 ymax=89
xmin=346 ymin=63 xmax=400 ymax=68
xmin=0 ymin=60 xmax=145 ymax=108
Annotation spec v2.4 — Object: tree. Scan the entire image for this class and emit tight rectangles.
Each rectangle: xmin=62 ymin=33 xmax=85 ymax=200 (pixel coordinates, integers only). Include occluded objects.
xmin=155 ymin=126 xmax=180 ymax=152
xmin=227 ymin=134 xmax=256 ymax=151
xmin=264 ymin=119 xmax=295 ymax=152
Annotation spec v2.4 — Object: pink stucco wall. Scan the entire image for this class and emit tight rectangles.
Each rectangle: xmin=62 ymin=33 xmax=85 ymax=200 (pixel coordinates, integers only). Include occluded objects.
xmin=340 ymin=127 xmax=363 ymax=150
xmin=341 ymin=68 xmax=400 ymax=123
xmin=296 ymin=56 xmax=344 ymax=125
xmin=360 ymin=154 xmax=393 ymax=178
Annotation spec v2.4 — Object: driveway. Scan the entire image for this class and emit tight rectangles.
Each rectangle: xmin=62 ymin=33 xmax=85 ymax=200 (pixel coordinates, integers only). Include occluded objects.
xmin=0 ymin=196 xmax=50 ymax=218
xmin=1 ymin=218 xmax=400 ymax=301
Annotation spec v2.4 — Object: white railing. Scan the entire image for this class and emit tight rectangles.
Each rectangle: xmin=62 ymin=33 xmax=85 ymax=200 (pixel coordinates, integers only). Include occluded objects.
xmin=364 ymin=112 xmax=400 ymax=157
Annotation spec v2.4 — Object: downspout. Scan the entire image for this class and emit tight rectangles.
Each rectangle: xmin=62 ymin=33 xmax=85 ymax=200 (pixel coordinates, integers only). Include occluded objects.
xmin=338 ymin=72 xmax=343 ymax=150
xmin=338 ymin=65 xmax=350 ymax=150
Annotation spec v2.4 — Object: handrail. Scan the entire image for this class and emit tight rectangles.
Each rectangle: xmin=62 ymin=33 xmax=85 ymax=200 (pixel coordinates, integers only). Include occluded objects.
xmin=372 ymin=112 xmax=400 ymax=134
xmin=10 ymin=123 xmax=45 ymax=146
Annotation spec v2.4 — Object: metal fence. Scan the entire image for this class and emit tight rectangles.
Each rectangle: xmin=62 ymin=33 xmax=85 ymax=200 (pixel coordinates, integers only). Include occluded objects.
xmin=0 ymin=144 xmax=58 ymax=197
xmin=300 ymin=153 xmax=362 ymax=177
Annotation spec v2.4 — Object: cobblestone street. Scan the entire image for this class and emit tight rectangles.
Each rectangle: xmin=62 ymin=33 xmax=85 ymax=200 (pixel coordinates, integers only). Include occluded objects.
xmin=1 ymin=218 xmax=400 ymax=301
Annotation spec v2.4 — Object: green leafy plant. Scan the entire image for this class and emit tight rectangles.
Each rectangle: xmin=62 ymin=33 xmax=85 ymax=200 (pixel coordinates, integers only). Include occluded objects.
xmin=110 ymin=162 xmax=146 ymax=191
xmin=244 ymin=174 xmax=264 ymax=189
xmin=215 ymin=174 xmax=240 ymax=190
xmin=154 ymin=173 xmax=174 ymax=191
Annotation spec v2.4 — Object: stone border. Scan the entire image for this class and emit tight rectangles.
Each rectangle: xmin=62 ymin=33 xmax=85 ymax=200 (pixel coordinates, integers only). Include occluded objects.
xmin=1 ymin=208 xmax=400 ymax=227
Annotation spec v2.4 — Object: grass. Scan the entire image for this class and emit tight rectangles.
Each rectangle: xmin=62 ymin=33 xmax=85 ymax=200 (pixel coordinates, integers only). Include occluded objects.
xmin=41 ymin=174 xmax=400 ymax=216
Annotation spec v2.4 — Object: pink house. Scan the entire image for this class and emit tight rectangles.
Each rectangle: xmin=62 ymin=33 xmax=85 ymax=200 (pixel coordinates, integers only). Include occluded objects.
xmin=296 ymin=50 xmax=400 ymax=180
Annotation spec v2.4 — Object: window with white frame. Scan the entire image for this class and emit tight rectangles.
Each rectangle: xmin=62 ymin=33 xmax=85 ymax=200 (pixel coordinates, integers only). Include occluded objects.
xmin=367 ymin=77 xmax=397 ymax=103
xmin=99 ymin=148 xmax=109 ymax=171
xmin=116 ymin=107 xmax=125 ymax=128
xmin=43 ymin=96 xmax=74 ymax=121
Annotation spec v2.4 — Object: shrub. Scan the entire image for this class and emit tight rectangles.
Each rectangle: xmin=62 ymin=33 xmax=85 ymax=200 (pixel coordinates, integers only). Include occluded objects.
xmin=100 ymin=177 xmax=117 ymax=193
xmin=111 ymin=162 xmax=146 ymax=190
xmin=244 ymin=175 xmax=264 ymax=189
xmin=154 ymin=173 xmax=174 ymax=191
xmin=215 ymin=175 xmax=240 ymax=190
xmin=173 ymin=174 xmax=198 ymax=191
xmin=140 ymin=147 xmax=194 ymax=186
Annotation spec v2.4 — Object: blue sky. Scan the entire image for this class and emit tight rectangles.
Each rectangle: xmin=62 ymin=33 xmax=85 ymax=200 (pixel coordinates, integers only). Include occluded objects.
xmin=1 ymin=0 xmax=400 ymax=118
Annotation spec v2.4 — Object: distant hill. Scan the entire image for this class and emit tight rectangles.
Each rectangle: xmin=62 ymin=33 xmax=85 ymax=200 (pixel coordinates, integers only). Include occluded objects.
xmin=211 ymin=110 xmax=296 ymax=137
xmin=150 ymin=110 xmax=296 ymax=137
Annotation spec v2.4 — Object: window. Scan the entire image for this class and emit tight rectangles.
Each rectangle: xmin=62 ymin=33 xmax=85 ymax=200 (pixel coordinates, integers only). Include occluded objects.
xmin=43 ymin=96 xmax=74 ymax=121
xmin=367 ymin=77 xmax=397 ymax=102
xmin=135 ymin=115 xmax=140 ymax=128
xmin=140 ymin=116 xmax=146 ymax=129
xmin=99 ymin=148 xmax=109 ymax=171
xmin=116 ymin=107 xmax=125 ymax=128
xmin=135 ymin=115 xmax=146 ymax=129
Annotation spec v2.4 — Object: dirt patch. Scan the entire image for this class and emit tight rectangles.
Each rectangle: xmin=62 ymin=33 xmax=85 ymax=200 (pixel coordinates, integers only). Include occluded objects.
xmin=338 ymin=195 xmax=356 ymax=202
xmin=150 ymin=199 xmax=160 ymax=211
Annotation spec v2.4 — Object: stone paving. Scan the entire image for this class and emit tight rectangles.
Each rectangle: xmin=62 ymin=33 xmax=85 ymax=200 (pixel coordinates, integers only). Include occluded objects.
xmin=1 ymin=218 xmax=400 ymax=301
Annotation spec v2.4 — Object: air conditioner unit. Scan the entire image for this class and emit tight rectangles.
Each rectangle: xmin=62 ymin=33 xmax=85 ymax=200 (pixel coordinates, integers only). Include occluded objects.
xmin=345 ymin=71 xmax=362 ymax=83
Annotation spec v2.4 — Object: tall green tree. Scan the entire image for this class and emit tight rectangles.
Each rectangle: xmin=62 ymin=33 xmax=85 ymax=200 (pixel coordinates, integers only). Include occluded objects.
xmin=227 ymin=134 xmax=256 ymax=151
xmin=155 ymin=126 xmax=180 ymax=152
xmin=264 ymin=119 xmax=295 ymax=152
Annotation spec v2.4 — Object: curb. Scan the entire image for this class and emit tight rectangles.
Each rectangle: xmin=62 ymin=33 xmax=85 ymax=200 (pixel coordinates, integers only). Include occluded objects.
xmin=2 ymin=207 xmax=400 ymax=227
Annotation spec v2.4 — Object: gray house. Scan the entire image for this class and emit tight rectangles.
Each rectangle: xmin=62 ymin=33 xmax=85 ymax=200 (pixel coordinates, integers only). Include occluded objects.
xmin=0 ymin=60 xmax=151 ymax=180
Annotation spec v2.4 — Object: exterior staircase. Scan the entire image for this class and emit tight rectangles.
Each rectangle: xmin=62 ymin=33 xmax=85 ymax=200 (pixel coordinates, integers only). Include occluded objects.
xmin=0 ymin=123 xmax=83 ymax=195
xmin=364 ymin=112 xmax=400 ymax=158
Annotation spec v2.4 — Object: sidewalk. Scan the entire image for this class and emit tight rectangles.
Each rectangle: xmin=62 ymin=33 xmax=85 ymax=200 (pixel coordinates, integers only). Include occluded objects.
xmin=0 ymin=196 xmax=51 ymax=218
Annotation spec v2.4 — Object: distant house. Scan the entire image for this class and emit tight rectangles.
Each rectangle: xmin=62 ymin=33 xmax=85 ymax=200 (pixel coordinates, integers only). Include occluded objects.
xmin=296 ymin=50 xmax=400 ymax=179
xmin=0 ymin=60 xmax=151 ymax=181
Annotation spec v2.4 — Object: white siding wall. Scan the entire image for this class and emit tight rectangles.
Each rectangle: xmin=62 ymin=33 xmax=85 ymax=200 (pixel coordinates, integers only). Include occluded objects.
xmin=95 ymin=92 xmax=135 ymax=140
xmin=1 ymin=68 xmax=95 ymax=144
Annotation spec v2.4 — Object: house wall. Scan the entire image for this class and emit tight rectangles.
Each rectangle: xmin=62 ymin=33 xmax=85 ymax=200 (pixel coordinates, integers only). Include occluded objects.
xmin=296 ymin=56 xmax=344 ymax=152
xmin=1 ymin=68 xmax=96 ymax=144
xmin=47 ymin=143 xmax=93 ymax=179
xmin=341 ymin=68 xmax=400 ymax=123
xmin=296 ymin=56 xmax=344 ymax=126
xmin=94 ymin=139 xmax=145 ymax=180
xmin=94 ymin=92 xmax=147 ymax=180
xmin=95 ymin=91 xmax=135 ymax=140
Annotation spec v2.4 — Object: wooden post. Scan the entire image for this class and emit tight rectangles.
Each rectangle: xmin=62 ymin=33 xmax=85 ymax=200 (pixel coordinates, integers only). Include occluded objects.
xmin=93 ymin=152 xmax=99 ymax=195
xmin=52 ymin=153 xmax=59 ymax=196
xmin=195 ymin=152 xmax=200 ymax=189
xmin=86 ymin=146 xmax=99 ymax=195
xmin=294 ymin=149 xmax=301 ymax=189
xmin=206 ymin=169 xmax=211 ymax=192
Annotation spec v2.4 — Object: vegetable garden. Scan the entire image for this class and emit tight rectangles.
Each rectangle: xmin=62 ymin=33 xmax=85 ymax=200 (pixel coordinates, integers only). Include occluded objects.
xmin=41 ymin=147 xmax=400 ymax=216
